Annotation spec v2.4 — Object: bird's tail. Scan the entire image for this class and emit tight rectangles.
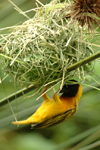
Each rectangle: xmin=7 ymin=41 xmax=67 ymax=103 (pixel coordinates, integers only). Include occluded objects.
xmin=12 ymin=119 xmax=38 ymax=128
xmin=12 ymin=119 xmax=29 ymax=125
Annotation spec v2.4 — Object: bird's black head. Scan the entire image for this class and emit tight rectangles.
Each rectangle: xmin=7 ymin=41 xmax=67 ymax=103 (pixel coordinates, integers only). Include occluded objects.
xmin=60 ymin=80 xmax=79 ymax=97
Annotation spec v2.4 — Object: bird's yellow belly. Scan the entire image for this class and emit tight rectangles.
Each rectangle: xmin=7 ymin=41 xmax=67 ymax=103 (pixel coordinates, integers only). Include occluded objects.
xmin=32 ymin=97 xmax=76 ymax=123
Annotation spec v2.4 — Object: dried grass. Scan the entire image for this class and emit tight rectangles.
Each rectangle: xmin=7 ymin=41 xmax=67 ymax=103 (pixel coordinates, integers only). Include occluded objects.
xmin=0 ymin=0 xmax=94 ymax=92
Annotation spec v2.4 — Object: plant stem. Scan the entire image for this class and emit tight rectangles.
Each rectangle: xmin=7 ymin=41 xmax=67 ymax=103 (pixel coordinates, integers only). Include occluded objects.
xmin=78 ymin=141 xmax=100 ymax=150
xmin=0 ymin=84 xmax=35 ymax=106
xmin=54 ymin=125 xmax=100 ymax=150
xmin=66 ymin=52 xmax=100 ymax=72
xmin=0 ymin=52 xmax=100 ymax=106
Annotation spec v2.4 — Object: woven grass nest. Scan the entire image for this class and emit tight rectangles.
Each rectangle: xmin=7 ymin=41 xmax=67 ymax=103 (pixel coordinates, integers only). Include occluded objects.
xmin=1 ymin=0 xmax=94 ymax=92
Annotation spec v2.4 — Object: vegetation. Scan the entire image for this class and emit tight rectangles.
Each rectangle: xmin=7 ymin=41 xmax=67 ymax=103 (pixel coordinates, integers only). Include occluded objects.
xmin=0 ymin=0 xmax=100 ymax=150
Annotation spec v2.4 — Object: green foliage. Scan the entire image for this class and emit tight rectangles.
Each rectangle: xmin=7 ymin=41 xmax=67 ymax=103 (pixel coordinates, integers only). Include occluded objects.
xmin=1 ymin=0 xmax=95 ymax=92
xmin=0 ymin=0 xmax=100 ymax=150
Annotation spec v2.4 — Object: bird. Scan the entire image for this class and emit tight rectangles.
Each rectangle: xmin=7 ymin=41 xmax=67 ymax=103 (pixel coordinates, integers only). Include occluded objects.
xmin=12 ymin=80 xmax=82 ymax=129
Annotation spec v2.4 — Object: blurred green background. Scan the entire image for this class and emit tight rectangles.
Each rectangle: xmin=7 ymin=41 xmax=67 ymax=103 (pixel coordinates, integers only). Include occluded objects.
xmin=0 ymin=0 xmax=100 ymax=150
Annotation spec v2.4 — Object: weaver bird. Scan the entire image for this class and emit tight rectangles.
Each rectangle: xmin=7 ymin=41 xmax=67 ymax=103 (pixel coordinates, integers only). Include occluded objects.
xmin=12 ymin=80 xmax=82 ymax=129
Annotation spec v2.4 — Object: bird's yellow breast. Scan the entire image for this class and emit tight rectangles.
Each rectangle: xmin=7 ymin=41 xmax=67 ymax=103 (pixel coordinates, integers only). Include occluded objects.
xmin=29 ymin=96 xmax=76 ymax=123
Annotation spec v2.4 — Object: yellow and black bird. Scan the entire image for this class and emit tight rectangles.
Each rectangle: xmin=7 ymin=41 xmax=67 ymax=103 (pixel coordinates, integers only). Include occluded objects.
xmin=12 ymin=80 xmax=82 ymax=129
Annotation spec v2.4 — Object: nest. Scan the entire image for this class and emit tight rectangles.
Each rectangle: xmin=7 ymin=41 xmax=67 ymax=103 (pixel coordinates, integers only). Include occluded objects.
xmin=1 ymin=0 xmax=94 ymax=92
